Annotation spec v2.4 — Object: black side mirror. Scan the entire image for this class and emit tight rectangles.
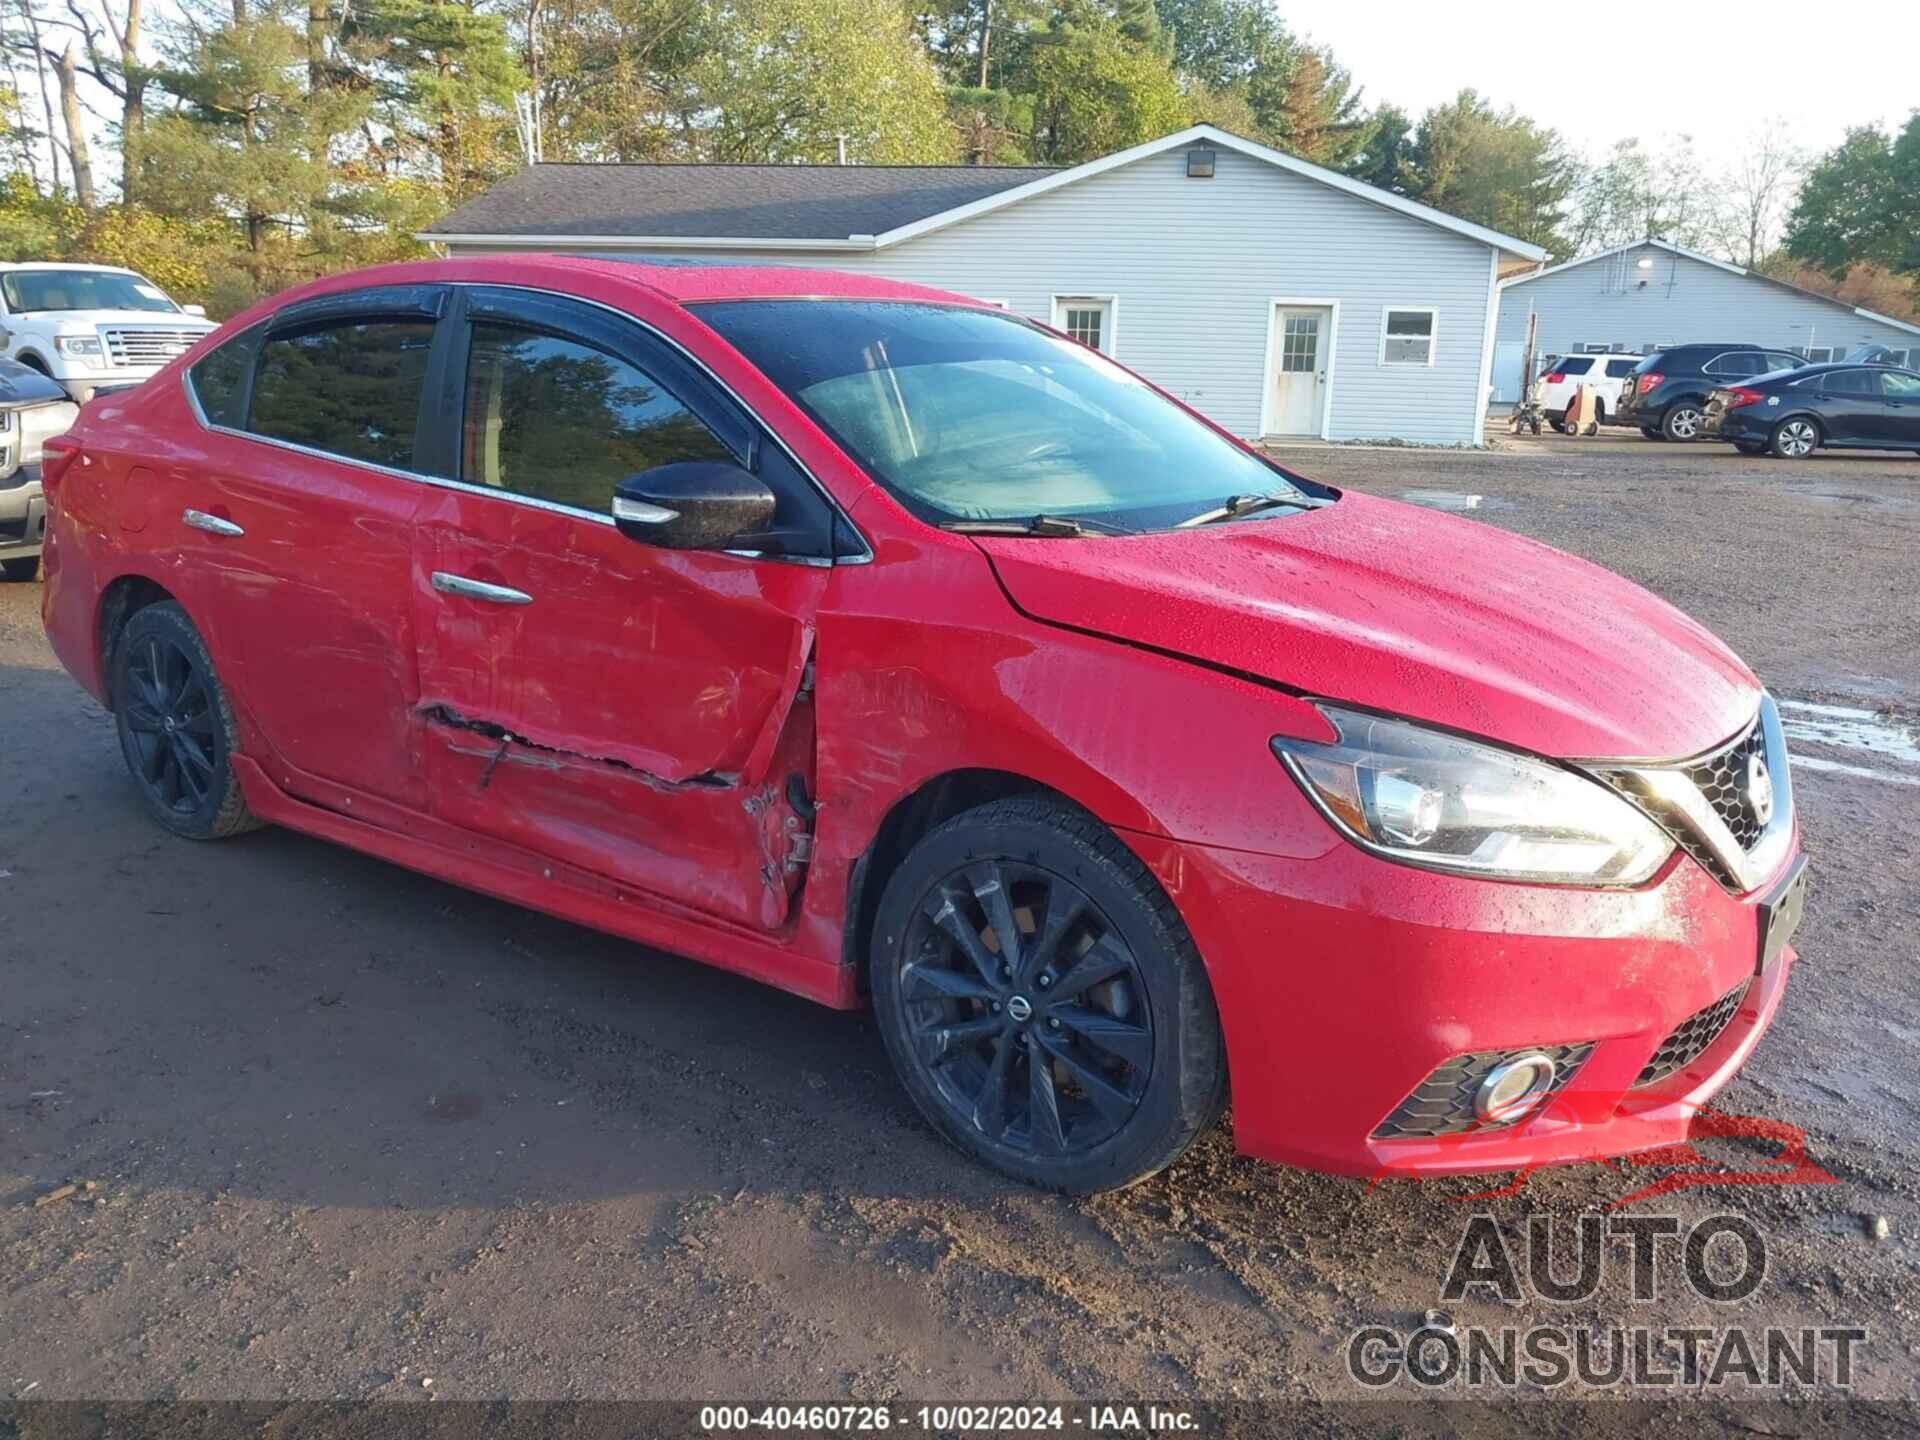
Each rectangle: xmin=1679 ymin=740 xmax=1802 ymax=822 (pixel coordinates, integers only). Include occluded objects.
xmin=612 ymin=461 xmax=776 ymax=550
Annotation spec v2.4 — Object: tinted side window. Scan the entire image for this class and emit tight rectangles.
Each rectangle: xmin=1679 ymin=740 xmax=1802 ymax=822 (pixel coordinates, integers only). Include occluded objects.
xmin=1707 ymin=352 xmax=1765 ymax=377
xmin=249 ymin=320 xmax=434 ymax=468
xmin=1824 ymin=369 xmax=1881 ymax=396
xmin=187 ymin=328 xmax=261 ymax=428
xmin=1555 ymin=356 xmax=1594 ymax=376
xmin=460 ymin=322 xmax=734 ymax=513
xmin=1884 ymin=372 xmax=1920 ymax=398
xmin=1604 ymin=358 xmax=1638 ymax=378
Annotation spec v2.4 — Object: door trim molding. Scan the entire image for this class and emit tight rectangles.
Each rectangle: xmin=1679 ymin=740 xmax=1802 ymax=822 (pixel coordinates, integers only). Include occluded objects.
xmin=1260 ymin=296 xmax=1341 ymax=440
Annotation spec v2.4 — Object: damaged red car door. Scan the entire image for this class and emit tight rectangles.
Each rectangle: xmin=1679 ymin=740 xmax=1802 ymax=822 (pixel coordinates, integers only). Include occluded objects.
xmin=411 ymin=286 xmax=827 ymax=930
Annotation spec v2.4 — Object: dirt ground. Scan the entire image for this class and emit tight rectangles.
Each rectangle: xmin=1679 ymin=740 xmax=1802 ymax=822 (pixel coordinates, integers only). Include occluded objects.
xmin=3 ymin=432 xmax=1918 ymax=1430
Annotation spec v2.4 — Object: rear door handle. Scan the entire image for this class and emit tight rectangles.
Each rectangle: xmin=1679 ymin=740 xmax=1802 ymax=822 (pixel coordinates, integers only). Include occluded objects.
xmin=431 ymin=571 xmax=532 ymax=606
xmin=183 ymin=508 xmax=244 ymax=537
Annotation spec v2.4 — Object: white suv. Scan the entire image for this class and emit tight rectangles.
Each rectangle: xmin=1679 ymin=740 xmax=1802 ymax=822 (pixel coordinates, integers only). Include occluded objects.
xmin=1535 ymin=351 xmax=1645 ymax=432
xmin=0 ymin=263 xmax=217 ymax=403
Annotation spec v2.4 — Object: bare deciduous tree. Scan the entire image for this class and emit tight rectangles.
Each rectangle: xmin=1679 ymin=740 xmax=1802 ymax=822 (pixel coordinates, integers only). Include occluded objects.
xmin=1708 ymin=117 xmax=1806 ymax=268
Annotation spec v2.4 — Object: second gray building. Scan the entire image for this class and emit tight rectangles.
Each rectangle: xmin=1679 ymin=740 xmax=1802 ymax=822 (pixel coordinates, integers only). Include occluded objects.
xmin=1494 ymin=238 xmax=1920 ymax=401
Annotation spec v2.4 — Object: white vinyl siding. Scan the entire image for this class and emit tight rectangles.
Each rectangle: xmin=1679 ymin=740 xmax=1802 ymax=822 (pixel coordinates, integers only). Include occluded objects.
xmin=1496 ymin=241 xmax=1920 ymax=400
xmin=459 ymin=147 xmax=1504 ymax=444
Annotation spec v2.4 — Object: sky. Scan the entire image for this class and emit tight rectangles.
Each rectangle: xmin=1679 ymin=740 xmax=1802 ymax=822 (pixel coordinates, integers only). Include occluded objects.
xmin=1285 ymin=0 xmax=1919 ymax=165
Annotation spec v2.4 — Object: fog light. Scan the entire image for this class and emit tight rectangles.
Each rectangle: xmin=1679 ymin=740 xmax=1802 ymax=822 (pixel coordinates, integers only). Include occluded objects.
xmin=1474 ymin=1052 xmax=1557 ymax=1125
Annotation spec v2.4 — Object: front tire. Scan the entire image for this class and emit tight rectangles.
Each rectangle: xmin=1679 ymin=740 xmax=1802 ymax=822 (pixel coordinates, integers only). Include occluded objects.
xmin=110 ymin=602 xmax=262 ymax=839
xmin=1771 ymin=418 xmax=1820 ymax=459
xmin=870 ymin=797 xmax=1226 ymax=1193
xmin=1662 ymin=404 xmax=1704 ymax=442
xmin=1 ymin=556 xmax=38 ymax=582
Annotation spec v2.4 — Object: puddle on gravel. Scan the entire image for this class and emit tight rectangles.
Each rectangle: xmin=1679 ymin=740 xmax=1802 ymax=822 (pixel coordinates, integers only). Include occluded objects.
xmin=1780 ymin=699 xmax=1920 ymax=789
xmin=1398 ymin=490 xmax=1510 ymax=512
xmin=1781 ymin=701 xmax=1920 ymax=765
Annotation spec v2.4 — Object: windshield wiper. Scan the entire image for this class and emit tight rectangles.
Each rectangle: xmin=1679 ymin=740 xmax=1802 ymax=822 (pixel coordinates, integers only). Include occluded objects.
xmin=941 ymin=513 xmax=1131 ymax=537
xmin=1176 ymin=490 xmax=1316 ymax=527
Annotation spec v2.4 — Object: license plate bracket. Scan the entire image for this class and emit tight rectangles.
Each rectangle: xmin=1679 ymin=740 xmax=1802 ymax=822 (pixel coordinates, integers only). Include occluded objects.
xmin=1757 ymin=855 xmax=1809 ymax=977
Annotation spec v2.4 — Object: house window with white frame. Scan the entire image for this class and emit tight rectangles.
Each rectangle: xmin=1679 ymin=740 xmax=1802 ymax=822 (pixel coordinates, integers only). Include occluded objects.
xmin=1053 ymin=296 xmax=1115 ymax=355
xmin=1380 ymin=307 xmax=1436 ymax=366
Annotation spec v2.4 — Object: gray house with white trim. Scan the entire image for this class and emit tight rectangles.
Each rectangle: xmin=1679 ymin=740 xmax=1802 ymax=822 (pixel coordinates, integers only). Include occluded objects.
xmin=1493 ymin=239 xmax=1920 ymax=402
xmin=423 ymin=124 xmax=1547 ymax=445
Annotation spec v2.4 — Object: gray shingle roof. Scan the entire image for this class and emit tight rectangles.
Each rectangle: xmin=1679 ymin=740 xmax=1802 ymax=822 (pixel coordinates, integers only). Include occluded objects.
xmin=423 ymin=162 xmax=1060 ymax=241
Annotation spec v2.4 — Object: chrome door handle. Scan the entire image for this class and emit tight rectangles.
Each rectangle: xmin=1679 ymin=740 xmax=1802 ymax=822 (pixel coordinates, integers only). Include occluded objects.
xmin=183 ymin=508 xmax=244 ymax=537
xmin=431 ymin=571 xmax=532 ymax=606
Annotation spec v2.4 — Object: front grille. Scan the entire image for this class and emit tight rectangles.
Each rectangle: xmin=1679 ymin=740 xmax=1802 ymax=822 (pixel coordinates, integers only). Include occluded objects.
xmin=1635 ymin=983 xmax=1747 ymax=1089
xmin=1685 ymin=715 xmax=1767 ymax=848
xmin=1592 ymin=706 xmax=1783 ymax=893
xmin=1373 ymin=1042 xmax=1594 ymax=1139
xmin=102 ymin=328 xmax=202 ymax=367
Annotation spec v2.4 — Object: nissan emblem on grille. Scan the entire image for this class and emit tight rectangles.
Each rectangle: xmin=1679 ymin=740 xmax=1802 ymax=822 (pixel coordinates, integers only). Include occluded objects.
xmin=1748 ymin=752 xmax=1774 ymax=826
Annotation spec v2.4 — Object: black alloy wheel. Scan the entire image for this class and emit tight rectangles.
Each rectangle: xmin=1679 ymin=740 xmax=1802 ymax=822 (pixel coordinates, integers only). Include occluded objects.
xmin=111 ymin=601 xmax=261 ymax=839
xmin=123 ymin=631 xmax=218 ymax=816
xmin=872 ymin=797 xmax=1225 ymax=1192
xmin=901 ymin=859 xmax=1153 ymax=1158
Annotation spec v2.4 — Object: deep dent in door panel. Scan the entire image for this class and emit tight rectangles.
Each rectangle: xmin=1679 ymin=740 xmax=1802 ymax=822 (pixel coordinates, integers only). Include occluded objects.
xmin=417 ymin=641 xmax=818 ymax=931
xmin=412 ymin=495 xmax=826 ymax=780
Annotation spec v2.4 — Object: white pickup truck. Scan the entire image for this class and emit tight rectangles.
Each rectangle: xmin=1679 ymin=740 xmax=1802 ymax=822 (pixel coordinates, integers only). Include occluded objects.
xmin=0 ymin=262 xmax=217 ymax=403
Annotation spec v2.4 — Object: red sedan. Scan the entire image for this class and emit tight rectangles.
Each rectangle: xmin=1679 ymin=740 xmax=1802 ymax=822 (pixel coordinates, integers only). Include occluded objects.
xmin=38 ymin=257 xmax=1806 ymax=1192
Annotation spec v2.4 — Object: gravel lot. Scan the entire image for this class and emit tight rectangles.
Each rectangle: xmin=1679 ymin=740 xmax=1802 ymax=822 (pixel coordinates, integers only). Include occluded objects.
xmin=3 ymin=433 xmax=1918 ymax=1430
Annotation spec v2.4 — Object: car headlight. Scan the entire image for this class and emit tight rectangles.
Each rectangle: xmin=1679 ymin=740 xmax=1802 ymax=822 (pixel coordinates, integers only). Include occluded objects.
xmin=53 ymin=335 xmax=106 ymax=367
xmin=1272 ymin=704 xmax=1674 ymax=886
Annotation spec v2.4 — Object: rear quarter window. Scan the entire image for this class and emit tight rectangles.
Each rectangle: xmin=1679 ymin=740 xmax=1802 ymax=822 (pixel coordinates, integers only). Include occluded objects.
xmin=186 ymin=328 xmax=261 ymax=429
xmin=1604 ymin=359 xmax=1638 ymax=379
xmin=1554 ymin=357 xmax=1595 ymax=376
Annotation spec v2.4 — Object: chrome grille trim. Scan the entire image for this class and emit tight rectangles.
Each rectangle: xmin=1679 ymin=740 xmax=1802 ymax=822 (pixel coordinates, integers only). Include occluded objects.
xmin=100 ymin=327 xmax=206 ymax=368
xmin=1588 ymin=693 xmax=1795 ymax=895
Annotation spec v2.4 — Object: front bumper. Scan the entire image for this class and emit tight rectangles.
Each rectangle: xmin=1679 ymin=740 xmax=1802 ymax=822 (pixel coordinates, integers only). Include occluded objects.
xmin=56 ymin=371 xmax=152 ymax=404
xmin=1130 ymin=825 xmax=1800 ymax=1177
xmin=0 ymin=465 xmax=44 ymax=560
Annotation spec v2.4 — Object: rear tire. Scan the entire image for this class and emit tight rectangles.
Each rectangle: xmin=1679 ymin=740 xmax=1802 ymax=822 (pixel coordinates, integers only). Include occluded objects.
xmin=1 ymin=556 xmax=38 ymax=582
xmin=1770 ymin=418 xmax=1820 ymax=459
xmin=1548 ymin=417 xmax=1566 ymax=434
xmin=1661 ymin=404 xmax=1704 ymax=442
xmin=110 ymin=602 xmax=263 ymax=840
xmin=870 ymin=796 xmax=1226 ymax=1194
xmin=1640 ymin=426 xmax=1662 ymax=440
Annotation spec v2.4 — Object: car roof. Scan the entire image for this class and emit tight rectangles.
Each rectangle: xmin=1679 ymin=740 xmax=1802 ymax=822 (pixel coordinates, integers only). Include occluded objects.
xmin=250 ymin=253 xmax=978 ymax=315
xmin=1776 ymin=361 xmax=1918 ymax=376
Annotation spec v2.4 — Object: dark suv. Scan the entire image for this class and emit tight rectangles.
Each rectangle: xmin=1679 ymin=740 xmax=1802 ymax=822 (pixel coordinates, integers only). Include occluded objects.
xmin=1613 ymin=345 xmax=1804 ymax=441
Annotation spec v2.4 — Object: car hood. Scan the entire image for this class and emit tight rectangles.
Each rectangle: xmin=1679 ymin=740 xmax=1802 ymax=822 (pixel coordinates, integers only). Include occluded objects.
xmin=51 ymin=310 xmax=214 ymax=331
xmin=974 ymin=492 xmax=1759 ymax=761
xmin=0 ymin=356 xmax=70 ymax=407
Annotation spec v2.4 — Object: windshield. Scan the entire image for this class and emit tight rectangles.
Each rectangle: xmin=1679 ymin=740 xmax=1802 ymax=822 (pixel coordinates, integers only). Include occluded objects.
xmin=1 ymin=269 xmax=179 ymax=314
xmin=694 ymin=300 xmax=1322 ymax=531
